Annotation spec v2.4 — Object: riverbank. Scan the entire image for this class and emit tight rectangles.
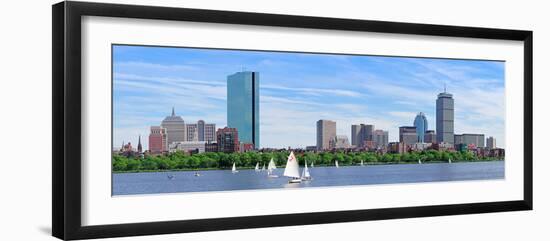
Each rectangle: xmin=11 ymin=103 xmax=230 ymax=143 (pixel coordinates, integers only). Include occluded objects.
xmin=113 ymin=158 xmax=503 ymax=174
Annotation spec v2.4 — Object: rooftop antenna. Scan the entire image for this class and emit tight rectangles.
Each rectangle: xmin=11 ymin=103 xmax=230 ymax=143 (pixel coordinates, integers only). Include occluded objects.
xmin=444 ymin=82 xmax=447 ymax=93
xmin=171 ymin=106 xmax=175 ymax=116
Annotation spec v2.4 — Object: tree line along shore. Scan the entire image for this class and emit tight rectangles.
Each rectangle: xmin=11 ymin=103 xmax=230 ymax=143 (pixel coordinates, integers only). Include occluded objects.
xmin=112 ymin=150 xmax=502 ymax=173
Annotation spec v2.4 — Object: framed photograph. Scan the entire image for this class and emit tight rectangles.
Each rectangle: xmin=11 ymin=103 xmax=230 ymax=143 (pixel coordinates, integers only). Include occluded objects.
xmin=52 ymin=1 xmax=533 ymax=240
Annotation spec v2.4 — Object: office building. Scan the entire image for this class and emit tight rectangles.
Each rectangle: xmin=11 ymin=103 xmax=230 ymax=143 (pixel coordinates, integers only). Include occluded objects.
xmin=350 ymin=124 xmax=374 ymax=147
xmin=216 ymin=127 xmax=240 ymax=153
xmin=186 ymin=124 xmax=198 ymax=141
xmin=161 ymin=107 xmax=186 ymax=145
xmin=204 ymin=123 xmax=216 ymax=142
xmin=227 ymin=71 xmax=260 ymax=148
xmin=424 ymin=130 xmax=436 ymax=144
xmin=487 ymin=136 xmax=496 ymax=149
xmin=436 ymin=90 xmax=454 ymax=144
xmin=373 ymin=129 xmax=389 ymax=149
xmin=414 ymin=112 xmax=428 ymax=143
xmin=455 ymin=133 xmax=485 ymax=148
xmin=399 ymin=126 xmax=417 ymax=146
xmin=317 ymin=119 xmax=336 ymax=150
xmin=149 ymin=126 xmax=167 ymax=154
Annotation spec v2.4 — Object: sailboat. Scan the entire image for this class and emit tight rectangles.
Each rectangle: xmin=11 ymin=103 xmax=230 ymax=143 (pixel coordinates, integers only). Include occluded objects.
xmin=335 ymin=160 xmax=339 ymax=168
xmin=267 ymin=158 xmax=279 ymax=178
xmin=255 ymin=162 xmax=260 ymax=172
xmin=262 ymin=163 xmax=266 ymax=171
xmin=232 ymin=162 xmax=239 ymax=173
xmin=311 ymin=162 xmax=314 ymax=168
xmin=360 ymin=160 xmax=364 ymax=166
xmin=301 ymin=160 xmax=312 ymax=181
xmin=418 ymin=159 xmax=422 ymax=164
xmin=448 ymin=158 xmax=452 ymax=163
xmin=284 ymin=151 xmax=301 ymax=183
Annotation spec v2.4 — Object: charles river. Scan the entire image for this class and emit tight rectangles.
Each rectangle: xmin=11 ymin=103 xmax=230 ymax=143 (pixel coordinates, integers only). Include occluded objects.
xmin=113 ymin=161 xmax=504 ymax=195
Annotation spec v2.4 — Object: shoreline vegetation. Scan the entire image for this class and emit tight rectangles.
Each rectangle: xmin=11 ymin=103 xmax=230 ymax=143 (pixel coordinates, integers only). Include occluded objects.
xmin=113 ymin=150 xmax=503 ymax=173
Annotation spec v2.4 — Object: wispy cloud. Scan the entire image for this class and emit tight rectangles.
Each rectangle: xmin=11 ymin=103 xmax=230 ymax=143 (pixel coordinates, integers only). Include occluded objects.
xmin=113 ymin=45 xmax=506 ymax=149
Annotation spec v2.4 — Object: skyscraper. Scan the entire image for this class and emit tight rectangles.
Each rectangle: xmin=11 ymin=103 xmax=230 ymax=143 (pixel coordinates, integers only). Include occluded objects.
xmin=149 ymin=126 xmax=167 ymax=154
xmin=161 ymin=107 xmax=186 ymax=145
xmin=399 ymin=126 xmax=417 ymax=146
xmin=436 ymin=90 xmax=454 ymax=144
xmin=204 ymin=123 xmax=216 ymax=142
xmin=186 ymin=124 xmax=198 ymax=141
xmin=227 ymin=71 xmax=260 ymax=148
xmin=351 ymin=125 xmax=362 ymax=147
xmin=424 ymin=130 xmax=436 ymax=144
xmin=350 ymin=124 xmax=374 ymax=147
xmin=414 ymin=112 xmax=428 ymax=143
xmin=317 ymin=119 xmax=336 ymax=150
xmin=487 ymin=136 xmax=496 ymax=149
xmin=197 ymin=120 xmax=205 ymax=141
xmin=373 ymin=129 xmax=389 ymax=149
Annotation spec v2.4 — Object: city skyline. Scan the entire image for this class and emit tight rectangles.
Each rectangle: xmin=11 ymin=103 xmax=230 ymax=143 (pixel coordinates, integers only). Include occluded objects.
xmin=113 ymin=45 xmax=505 ymax=149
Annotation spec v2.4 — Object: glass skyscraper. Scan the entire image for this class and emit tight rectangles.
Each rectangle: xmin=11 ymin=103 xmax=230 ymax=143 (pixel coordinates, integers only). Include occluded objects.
xmin=414 ymin=112 xmax=428 ymax=143
xmin=227 ymin=71 xmax=260 ymax=148
xmin=436 ymin=91 xmax=454 ymax=144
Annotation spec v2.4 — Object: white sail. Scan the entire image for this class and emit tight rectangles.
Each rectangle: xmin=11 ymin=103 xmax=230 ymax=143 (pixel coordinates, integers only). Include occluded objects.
xmin=262 ymin=163 xmax=266 ymax=171
xmin=255 ymin=162 xmax=259 ymax=171
xmin=418 ymin=159 xmax=422 ymax=164
xmin=302 ymin=160 xmax=311 ymax=179
xmin=268 ymin=158 xmax=276 ymax=170
xmin=335 ymin=160 xmax=339 ymax=168
xmin=311 ymin=162 xmax=314 ymax=168
xmin=361 ymin=160 xmax=364 ymax=166
xmin=448 ymin=158 xmax=452 ymax=163
xmin=232 ymin=162 xmax=238 ymax=173
xmin=283 ymin=151 xmax=301 ymax=178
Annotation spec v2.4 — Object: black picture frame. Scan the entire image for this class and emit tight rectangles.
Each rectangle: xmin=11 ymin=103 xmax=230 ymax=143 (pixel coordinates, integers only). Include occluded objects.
xmin=52 ymin=1 xmax=533 ymax=240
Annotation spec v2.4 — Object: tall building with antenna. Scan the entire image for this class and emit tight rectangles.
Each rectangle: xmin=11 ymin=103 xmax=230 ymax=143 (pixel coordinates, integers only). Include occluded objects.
xmin=436 ymin=86 xmax=454 ymax=144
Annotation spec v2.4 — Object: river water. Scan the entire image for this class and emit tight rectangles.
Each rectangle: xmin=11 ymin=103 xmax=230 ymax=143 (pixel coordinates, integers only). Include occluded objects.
xmin=113 ymin=161 xmax=504 ymax=195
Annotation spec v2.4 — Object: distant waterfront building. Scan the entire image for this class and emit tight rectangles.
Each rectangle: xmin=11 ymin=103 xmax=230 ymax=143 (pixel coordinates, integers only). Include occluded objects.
xmin=351 ymin=124 xmax=374 ymax=147
xmin=169 ymin=141 xmax=206 ymax=153
xmin=306 ymin=146 xmax=317 ymax=151
xmin=373 ymin=129 xmax=389 ymax=149
xmin=424 ymin=130 xmax=436 ymax=144
xmin=436 ymin=90 xmax=454 ymax=144
xmin=399 ymin=126 xmax=417 ymax=146
xmin=216 ymin=127 xmax=240 ymax=153
xmin=455 ymin=133 xmax=485 ymax=148
xmin=414 ymin=112 xmax=428 ymax=143
xmin=161 ymin=107 xmax=186 ymax=145
xmin=197 ymin=120 xmax=205 ymax=141
xmin=205 ymin=141 xmax=218 ymax=152
xmin=186 ymin=124 xmax=198 ymax=141
xmin=240 ymin=143 xmax=255 ymax=152
xmin=388 ymin=142 xmax=407 ymax=154
xmin=487 ymin=136 xmax=496 ymax=149
xmin=148 ymin=126 xmax=167 ymax=154
xmin=331 ymin=135 xmax=351 ymax=149
xmin=317 ymin=119 xmax=336 ymax=150
xmin=137 ymin=135 xmax=143 ymax=153
xmin=185 ymin=120 xmax=216 ymax=142
xmin=227 ymin=71 xmax=260 ymax=148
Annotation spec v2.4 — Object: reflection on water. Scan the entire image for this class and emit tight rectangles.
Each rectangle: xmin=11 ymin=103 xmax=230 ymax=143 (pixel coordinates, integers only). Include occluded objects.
xmin=113 ymin=161 xmax=504 ymax=195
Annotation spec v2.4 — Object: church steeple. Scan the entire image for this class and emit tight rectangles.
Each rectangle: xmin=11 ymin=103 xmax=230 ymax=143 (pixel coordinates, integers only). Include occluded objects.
xmin=137 ymin=135 xmax=143 ymax=153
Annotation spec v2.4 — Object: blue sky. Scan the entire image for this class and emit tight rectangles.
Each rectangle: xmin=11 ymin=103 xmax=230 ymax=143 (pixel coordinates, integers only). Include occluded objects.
xmin=113 ymin=45 xmax=505 ymax=149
